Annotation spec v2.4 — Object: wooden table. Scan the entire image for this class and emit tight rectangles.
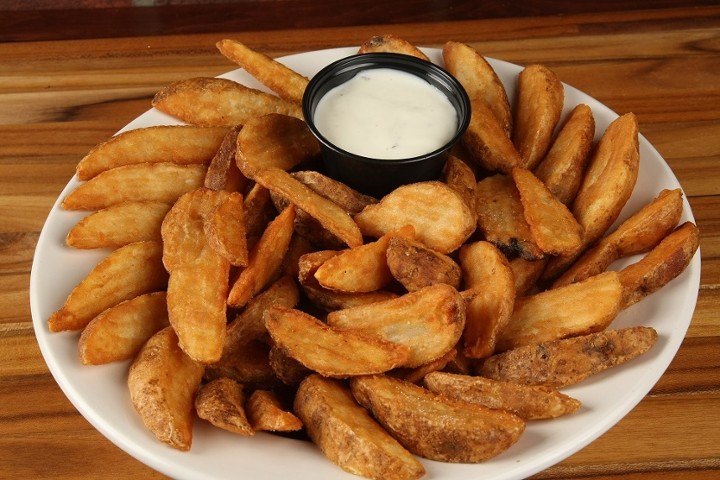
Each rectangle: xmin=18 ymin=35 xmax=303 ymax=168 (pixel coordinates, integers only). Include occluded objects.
xmin=1 ymin=3 xmax=718 ymax=479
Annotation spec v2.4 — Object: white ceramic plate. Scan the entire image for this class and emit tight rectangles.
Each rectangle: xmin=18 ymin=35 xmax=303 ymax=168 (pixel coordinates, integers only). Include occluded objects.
xmin=30 ymin=47 xmax=701 ymax=480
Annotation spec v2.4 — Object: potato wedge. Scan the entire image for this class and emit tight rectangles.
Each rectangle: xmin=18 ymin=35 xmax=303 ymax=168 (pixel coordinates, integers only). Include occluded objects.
xmin=462 ymin=97 xmax=523 ymax=173
xmin=355 ymin=181 xmax=475 ymax=254
xmin=389 ymin=348 xmax=457 ymax=384
xmin=326 ymin=284 xmax=465 ymax=368
xmin=76 ymin=125 xmax=228 ymax=181
xmin=152 ymin=77 xmax=303 ymax=126
xmin=442 ymin=154 xmax=477 ymax=212
xmin=195 ymin=377 xmax=254 ymax=436
xmin=204 ymin=191 xmax=249 ymax=267
xmin=386 ymin=235 xmax=462 ymax=292
xmin=128 ymin=327 xmax=204 ymax=451
xmin=62 ymin=162 xmax=207 ymax=211
xmin=78 ymin=292 xmax=169 ymax=365
xmin=509 ymin=257 xmax=547 ymax=297
xmin=423 ymin=371 xmax=581 ymax=420
xmin=48 ymin=241 xmax=168 ymax=332
xmin=204 ymin=339 xmax=278 ymax=389
xmin=264 ymin=307 xmax=411 ymax=377
xmin=216 ymin=39 xmax=309 ymax=103
xmin=247 ymin=389 xmax=303 ymax=432
xmin=512 ymin=64 xmax=564 ymax=170
xmin=497 ymin=271 xmax=622 ymax=351
xmin=351 ymin=375 xmax=525 ymax=463
xmin=358 ymin=34 xmax=430 ymax=61
xmin=204 ymin=125 xmax=249 ymax=193
xmin=269 ymin=343 xmax=312 ymax=386
xmin=294 ymin=374 xmax=425 ymax=480
xmin=478 ymin=326 xmax=659 ymax=388
xmin=243 ymin=182 xmax=276 ymax=239
xmin=66 ymin=201 xmax=171 ymax=249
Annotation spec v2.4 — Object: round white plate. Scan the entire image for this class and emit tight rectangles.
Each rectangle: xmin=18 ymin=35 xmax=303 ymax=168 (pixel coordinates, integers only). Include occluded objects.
xmin=30 ymin=47 xmax=701 ymax=480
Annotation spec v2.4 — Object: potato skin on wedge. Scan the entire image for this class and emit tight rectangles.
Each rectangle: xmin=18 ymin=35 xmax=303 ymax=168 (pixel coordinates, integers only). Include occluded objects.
xmin=294 ymin=374 xmax=425 ymax=480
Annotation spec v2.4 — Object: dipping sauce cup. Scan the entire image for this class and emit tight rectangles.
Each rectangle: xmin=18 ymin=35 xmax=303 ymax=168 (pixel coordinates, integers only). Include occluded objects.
xmin=302 ymin=53 xmax=471 ymax=198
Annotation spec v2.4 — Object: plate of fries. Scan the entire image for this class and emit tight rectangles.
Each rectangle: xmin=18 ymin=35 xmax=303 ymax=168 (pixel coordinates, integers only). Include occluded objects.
xmin=30 ymin=38 xmax=701 ymax=480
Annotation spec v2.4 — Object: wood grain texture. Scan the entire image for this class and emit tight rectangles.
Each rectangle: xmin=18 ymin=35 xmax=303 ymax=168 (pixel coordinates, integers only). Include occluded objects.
xmin=1 ymin=3 xmax=718 ymax=479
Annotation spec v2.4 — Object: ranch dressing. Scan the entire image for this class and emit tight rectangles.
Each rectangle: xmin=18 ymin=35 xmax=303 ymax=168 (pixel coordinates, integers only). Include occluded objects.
xmin=313 ymin=68 xmax=458 ymax=160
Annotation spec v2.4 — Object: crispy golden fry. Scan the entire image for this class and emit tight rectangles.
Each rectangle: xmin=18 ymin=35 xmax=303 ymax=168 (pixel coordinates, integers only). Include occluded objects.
xmin=216 ymin=39 xmax=309 ymax=103
xmin=314 ymin=234 xmax=394 ymax=293
xmin=554 ymin=188 xmax=684 ymax=288
xmin=204 ymin=339 xmax=278 ymax=389
xmin=475 ymin=173 xmax=544 ymax=260
xmin=389 ymin=348 xmax=457 ymax=384
xmin=442 ymin=155 xmax=477 ymax=212
xmin=204 ymin=191 xmax=249 ymax=267
xmin=326 ymin=284 xmax=465 ymax=368
xmin=351 ymin=375 xmax=525 ymax=463
xmin=358 ymin=34 xmax=430 ymax=61
xmin=497 ymin=271 xmax=622 ymax=351
xmin=128 ymin=327 xmax=204 ymax=451
xmin=265 ymin=307 xmax=411 ymax=377
xmin=618 ymin=221 xmax=700 ymax=309
xmin=462 ymin=98 xmax=523 ymax=173
xmin=459 ymin=241 xmax=515 ymax=358
xmin=66 ymin=201 xmax=171 ymax=249
xmin=195 ymin=377 xmax=254 ymax=436
xmin=533 ymin=103 xmax=595 ymax=205
xmin=355 ymin=181 xmax=475 ymax=254
xmin=509 ymin=257 xmax=547 ymax=297
xmin=204 ymin=125 xmax=249 ymax=193
xmin=78 ymin=292 xmax=169 ymax=365
xmin=253 ymin=167 xmax=363 ymax=248
xmin=269 ymin=343 xmax=312 ymax=386
xmin=478 ymin=326 xmax=659 ymax=388
xmin=75 ymin=125 xmax=227 ymax=181
xmin=227 ymin=205 xmax=296 ymax=308
xmin=423 ymin=372 xmax=581 ymax=420
xmin=236 ymin=114 xmax=319 ymax=178
xmin=152 ymin=77 xmax=303 ymax=126
xmin=512 ymin=64 xmax=564 ymax=170
xmin=386 ymin=235 xmax=462 ymax=292
xmin=62 ymin=162 xmax=207 ymax=211
xmin=48 ymin=241 xmax=168 ymax=332
xmin=247 ymin=389 xmax=303 ymax=432
xmin=512 ymin=167 xmax=584 ymax=256
xmin=294 ymin=374 xmax=425 ymax=480
xmin=442 ymin=41 xmax=512 ymax=136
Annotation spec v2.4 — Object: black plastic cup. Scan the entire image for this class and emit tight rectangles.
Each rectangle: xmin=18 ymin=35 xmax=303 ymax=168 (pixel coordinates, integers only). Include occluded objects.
xmin=302 ymin=53 xmax=471 ymax=198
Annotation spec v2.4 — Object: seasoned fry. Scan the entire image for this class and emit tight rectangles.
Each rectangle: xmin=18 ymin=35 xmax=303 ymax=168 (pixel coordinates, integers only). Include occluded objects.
xmin=386 ymin=235 xmax=462 ymax=292
xmin=462 ymin=97 xmax=523 ymax=173
xmin=216 ymin=39 xmax=309 ymax=103
xmin=442 ymin=155 xmax=477 ymax=212
xmin=66 ymin=201 xmax=171 ymax=249
xmin=195 ymin=377 xmax=254 ymax=436
xmin=128 ymin=327 xmax=204 ymax=451
xmin=351 ymin=374 xmax=525 ymax=463
xmin=246 ymin=389 xmax=303 ymax=432
xmin=204 ymin=191 xmax=249 ymax=267
xmin=62 ymin=162 xmax=207 ymax=211
xmin=478 ymin=326 xmax=659 ymax=388
xmin=152 ymin=77 xmax=303 ymax=126
xmin=294 ymin=374 xmax=425 ymax=480
xmin=48 ymin=241 xmax=168 ymax=332
xmin=358 ymin=34 xmax=430 ymax=61
xmin=204 ymin=125 xmax=249 ymax=193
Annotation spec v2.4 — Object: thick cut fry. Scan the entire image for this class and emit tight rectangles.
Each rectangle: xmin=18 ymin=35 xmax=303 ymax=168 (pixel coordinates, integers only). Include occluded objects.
xmin=227 ymin=205 xmax=296 ymax=308
xmin=194 ymin=377 xmax=254 ymax=436
xmin=423 ymin=372 xmax=581 ymax=420
xmin=236 ymin=113 xmax=319 ymax=178
xmin=253 ymin=167 xmax=363 ymax=247
xmin=243 ymin=182 xmax=276 ymax=239
xmin=204 ymin=191 xmax=249 ymax=267
xmin=386 ymin=235 xmax=462 ymax=292
xmin=247 ymin=389 xmax=303 ymax=432
xmin=128 ymin=327 xmax=204 ymax=451
xmin=618 ymin=221 xmax=700 ymax=309
xmin=152 ymin=77 xmax=303 ymax=126
xmin=216 ymin=39 xmax=309 ymax=103
xmin=62 ymin=162 xmax=207 ymax=211
xmin=512 ymin=167 xmax=584 ymax=256
xmin=269 ymin=343 xmax=312 ymax=386
xmin=66 ymin=201 xmax=171 ymax=249
xmin=355 ymin=181 xmax=475 ymax=254
xmin=78 ymin=292 xmax=169 ymax=365
xmin=358 ymin=34 xmax=430 ymax=61
xmin=462 ymin=97 xmax=523 ymax=173
xmin=351 ymin=375 xmax=525 ymax=463
xmin=264 ymin=307 xmax=411 ymax=377
xmin=497 ymin=271 xmax=622 ymax=351
xmin=509 ymin=257 xmax=547 ymax=297
xmin=533 ymin=103 xmax=595 ymax=205
xmin=478 ymin=326 xmax=659 ymax=388
xmin=48 ymin=241 xmax=168 ymax=332
xmin=294 ymin=375 xmax=425 ymax=480
xmin=326 ymin=284 xmax=465 ymax=368
xmin=76 ymin=125 xmax=228 ymax=181
xmin=442 ymin=155 xmax=477 ymax=212
xmin=475 ymin=173 xmax=544 ymax=260
xmin=204 ymin=125 xmax=249 ymax=193
xmin=512 ymin=64 xmax=564 ymax=170
xmin=443 ymin=41 xmax=512 ymax=136
xmin=459 ymin=241 xmax=515 ymax=358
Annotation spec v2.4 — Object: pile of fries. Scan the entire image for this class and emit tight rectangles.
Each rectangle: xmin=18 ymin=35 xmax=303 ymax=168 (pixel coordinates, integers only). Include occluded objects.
xmin=48 ymin=34 xmax=699 ymax=479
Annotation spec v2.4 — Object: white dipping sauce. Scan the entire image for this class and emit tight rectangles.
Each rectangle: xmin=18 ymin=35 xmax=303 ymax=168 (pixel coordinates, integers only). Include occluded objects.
xmin=313 ymin=68 xmax=458 ymax=160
